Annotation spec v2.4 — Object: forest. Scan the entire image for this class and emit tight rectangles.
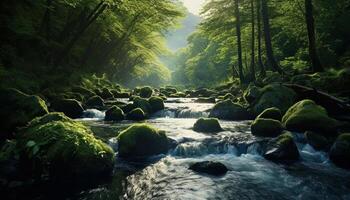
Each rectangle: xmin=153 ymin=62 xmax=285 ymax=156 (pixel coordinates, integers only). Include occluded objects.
xmin=1 ymin=0 xmax=350 ymax=199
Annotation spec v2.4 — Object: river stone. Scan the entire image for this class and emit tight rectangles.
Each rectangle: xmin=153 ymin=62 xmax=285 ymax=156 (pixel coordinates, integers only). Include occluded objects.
xmin=252 ymin=84 xmax=297 ymax=115
xmin=71 ymin=86 xmax=96 ymax=99
xmin=264 ymin=132 xmax=299 ymax=162
xmin=189 ymin=161 xmax=228 ymax=176
xmin=51 ymin=98 xmax=84 ymax=119
xmin=117 ymin=124 xmax=169 ymax=157
xmin=126 ymin=108 xmax=146 ymax=121
xmin=243 ymin=85 xmax=262 ymax=104
xmin=195 ymin=97 xmax=216 ymax=103
xmin=257 ymin=107 xmax=282 ymax=121
xmin=0 ymin=88 xmax=48 ymax=138
xmin=193 ymin=118 xmax=222 ymax=133
xmin=139 ymin=86 xmax=153 ymax=98
xmin=209 ymin=99 xmax=251 ymax=120
xmin=330 ymin=133 xmax=350 ymax=169
xmin=17 ymin=113 xmax=115 ymax=180
xmin=105 ymin=106 xmax=124 ymax=121
xmin=251 ymin=118 xmax=283 ymax=137
xmin=148 ymin=96 xmax=165 ymax=112
xmin=85 ymin=95 xmax=105 ymax=108
xmin=282 ymin=99 xmax=338 ymax=134
xmin=100 ymin=88 xmax=114 ymax=100
xmin=305 ymin=131 xmax=331 ymax=151
xmin=133 ymin=96 xmax=152 ymax=114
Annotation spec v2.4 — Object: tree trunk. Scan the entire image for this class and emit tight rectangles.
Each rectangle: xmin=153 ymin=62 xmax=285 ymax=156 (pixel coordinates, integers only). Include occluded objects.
xmin=234 ymin=0 xmax=244 ymax=83
xmin=257 ymin=0 xmax=266 ymax=77
xmin=305 ymin=0 xmax=324 ymax=72
xmin=261 ymin=0 xmax=284 ymax=74
xmin=250 ymin=0 xmax=256 ymax=82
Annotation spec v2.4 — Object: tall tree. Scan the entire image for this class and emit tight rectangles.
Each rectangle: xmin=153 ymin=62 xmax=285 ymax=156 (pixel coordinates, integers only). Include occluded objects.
xmin=234 ymin=0 xmax=244 ymax=82
xmin=256 ymin=0 xmax=266 ymax=77
xmin=250 ymin=0 xmax=256 ymax=81
xmin=261 ymin=0 xmax=284 ymax=74
xmin=305 ymin=0 xmax=324 ymax=72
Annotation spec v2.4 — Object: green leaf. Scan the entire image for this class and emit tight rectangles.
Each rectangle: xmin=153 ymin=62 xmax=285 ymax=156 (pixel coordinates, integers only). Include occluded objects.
xmin=26 ymin=140 xmax=36 ymax=147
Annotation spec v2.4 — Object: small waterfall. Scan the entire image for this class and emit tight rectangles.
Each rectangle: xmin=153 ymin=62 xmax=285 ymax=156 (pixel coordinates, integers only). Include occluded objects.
xmin=82 ymin=109 xmax=105 ymax=120
xmin=177 ymin=108 xmax=209 ymax=118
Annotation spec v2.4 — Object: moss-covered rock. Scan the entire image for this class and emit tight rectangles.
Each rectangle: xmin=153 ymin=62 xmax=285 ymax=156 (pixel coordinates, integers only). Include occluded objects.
xmin=111 ymin=90 xmax=130 ymax=98
xmin=120 ymin=103 xmax=136 ymax=114
xmin=282 ymin=99 xmax=338 ymax=134
xmin=133 ymin=96 xmax=152 ymax=114
xmin=264 ymin=132 xmax=299 ymax=162
xmin=330 ymin=133 xmax=350 ymax=169
xmin=209 ymin=99 xmax=251 ymax=120
xmin=223 ymin=93 xmax=235 ymax=100
xmin=17 ymin=113 xmax=115 ymax=179
xmin=193 ymin=118 xmax=222 ymax=133
xmin=148 ymin=96 xmax=165 ymax=112
xmin=0 ymin=88 xmax=48 ymax=138
xmin=126 ymin=108 xmax=146 ymax=121
xmin=169 ymin=92 xmax=187 ymax=98
xmin=117 ymin=124 xmax=169 ymax=157
xmin=257 ymin=107 xmax=282 ymax=121
xmin=51 ymin=98 xmax=84 ymax=119
xmin=305 ymin=131 xmax=332 ymax=151
xmin=195 ymin=97 xmax=216 ymax=103
xmin=251 ymin=118 xmax=283 ymax=137
xmin=252 ymin=84 xmax=297 ymax=115
xmin=243 ymin=85 xmax=262 ymax=104
xmin=139 ymin=86 xmax=153 ymax=98
xmin=85 ymin=95 xmax=105 ymax=108
xmin=105 ymin=106 xmax=124 ymax=121
xmin=71 ymin=86 xmax=96 ymax=99
xmin=100 ymin=88 xmax=114 ymax=100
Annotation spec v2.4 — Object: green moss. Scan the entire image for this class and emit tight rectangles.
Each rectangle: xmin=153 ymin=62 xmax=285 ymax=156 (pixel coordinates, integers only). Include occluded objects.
xmin=117 ymin=124 xmax=169 ymax=157
xmin=209 ymin=99 xmax=251 ymax=120
xmin=257 ymin=107 xmax=282 ymax=121
xmin=85 ymin=95 xmax=104 ymax=108
xmin=139 ymin=86 xmax=153 ymax=98
xmin=105 ymin=106 xmax=124 ymax=121
xmin=264 ymin=131 xmax=299 ymax=162
xmin=251 ymin=118 xmax=283 ymax=137
xmin=100 ymin=88 xmax=114 ymax=99
xmin=276 ymin=132 xmax=294 ymax=146
xmin=17 ymin=113 xmax=115 ymax=178
xmin=148 ymin=96 xmax=165 ymax=112
xmin=282 ymin=99 xmax=338 ymax=133
xmin=126 ymin=108 xmax=146 ymax=121
xmin=193 ymin=118 xmax=222 ymax=133
xmin=223 ymin=93 xmax=235 ymax=100
xmin=133 ymin=96 xmax=152 ymax=114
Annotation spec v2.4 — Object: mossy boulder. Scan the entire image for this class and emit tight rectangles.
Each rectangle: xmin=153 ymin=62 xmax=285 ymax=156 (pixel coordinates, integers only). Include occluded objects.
xmin=209 ymin=99 xmax=251 ymax=120
xmin=243 ymin=85 xmax=262 ymax=104
xmin=117 ymin=124 xmax=169 ymax=157
xmin=85 ymin=95 xmax=105 ymax=108
xmin=330 ymin=133 xmax=350 ymax=169
xmin=120 ymin=103 xmax=136 ymax=114
xmin=139 ymin=86 xmax=153 ymax=98
xmin=195 ymin=97 xmax=216 ymax=103
xmin=193 ymin=118 xmax=223 ymax=133
xmin=112 ymin=91 xmax=130 ymax=98
xmin=282 ymin=100 xmax=338 ymax=134
xmin=105 ymin=106 xmax=124 ymax=121
xmin=257 ymin=107 xmax=282 ymax=121
xmin=100 ymin=88 xmax=114 ymax=100
xmin=17 ymin=113 xmax=115 ymax=179
xmin=51 ymin=99 xmax=84 ymax=119
xmin=305 ymin=131 xmax=332 ymax=151
xmin=0 ymin=88 xmax=48 ymax=137
xmin=71 ymin=86 xmax=95 ymax=99
xmin=189 ymin=161 xmax=228 ymax=176
xmin=133 ymin=96 xmax=152 ymax=114
xmin=126 ymin=108 xmax=146 ymax=121
xmin=252 ymin=84 xmax=297 ymax=115
xmin=223 ymin=93 xmax=235 ymax=100
xmin=251 ymin=118 xmax=283 ymax=137
xmin=148 ymin=96 xmax=165 ymax=112
xmin=264 ymin=132 xmax=299 ymax=162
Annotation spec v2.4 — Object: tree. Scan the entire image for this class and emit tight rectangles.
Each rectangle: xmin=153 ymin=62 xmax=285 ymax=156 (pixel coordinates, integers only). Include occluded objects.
xmin=234 ymin=0 xmax=244 ymax=82
xmin=305 ymin=0 xmax=324 ymax=72
xmin=256 ymin=0 xmax=266 ymax=77
xmin=250 ymin=0 xmax=256 ymax=81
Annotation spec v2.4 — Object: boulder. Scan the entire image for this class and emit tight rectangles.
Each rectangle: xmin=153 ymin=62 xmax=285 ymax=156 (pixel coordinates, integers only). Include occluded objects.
xmin=71 ymin=86 xmax=95 ymax=99
xmin=51 ymin=99 xmax=84 ymax=119
xmin=126 ymin=108 xmax=146 ymax=121
xmin=85 ymin=95 xmax=105 ymax=108
xmin=330 ymin=133 xmax=350 ymax=169
xmin=111 ymin=90 xmax=130 ymax=98
xmin=105 ymin=106 xmax=124 ymax=121
xmin=189 ymin=161 xmax=228 ymax=176
xmin=133 ymin=96 xmax=152 ymax=114
xmin=243 ymin=85 xmax=262 ymax=104
xmin=17 ymin=113 xmax=115 ymax=179
xmin=209 ymin=99 xmax=251 ymax=120
xmin=117 ymin=124 xmax=169 ymax=157
xmin=264 ymin=132 xmax=299 ymax=162
xmin=305 ymin=131 xmax=331 ymax=151
xmin=195 ymin=97 xmax=216 ymax=103
xmin=148 ymin=96 xmax=165 ymax=112
xmin=193 ymin=118 xmax=223 ymax=133
xmin=0 ymin=88 xmax=48 ymax=138
xmin=252 ymin=84 xmax=297 ymax=115
xmin=120 ymin=103 xmax=136 ymax=114
xmin=257 ymin=107 xmax=282 ymax=121
xmin=251 ymin=118 xmax=283 ymax=137
xmin=139 ymin=86 xmax=153 ymax=98
xmin=100 ymin=88 xmax=114 ymax=99
xmin=282 ymin=99 xmax=338 ymax=134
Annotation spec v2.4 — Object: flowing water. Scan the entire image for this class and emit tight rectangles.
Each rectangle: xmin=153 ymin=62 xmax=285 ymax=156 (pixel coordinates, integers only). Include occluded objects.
xmin=65 ymin=98 xmax=350 ymax=199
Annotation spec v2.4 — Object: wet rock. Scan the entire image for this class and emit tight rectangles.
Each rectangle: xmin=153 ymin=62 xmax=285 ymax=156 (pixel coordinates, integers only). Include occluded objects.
xmin=139 ymin=86 xmax=153 ymax=98
xmin=251 ymin=118 xmax=283 ymax=137
xmin=120 ymin=103 xmax=136 ymax=114
xmin=189 ymin=161 xmax=228 ymax=176
xmin=100 ymin=88 xmax=114 ymax=99
xmin=330 ymin=133 xmax=350 ymax=169
xmin=133 ymin=96 xmax=152 ymax=114
xmin=282 ymin=99 xmax=338 ymax=134
xmin=264 ymin=132 xmax=299 ymax=162
xmin=195 ymin=97 xmax=216 ymax=103
xmin=105 ymin=106 xmax=124 ymax=121
xmin=209 ymin=99 xmax=251 ymax=120
xmin=305 ymin=131 xmax=332 ymax=151
xmin=85 ymin=95 xmax=105 ymax=108
xmin=257 ymin=107 xmax=282 ymax=121
xmin=117 ymin=124 xmax=170 ymax=157
xmin=51 ymin=98 xmax=84 ymax=119
xmin=148 ymin=96 xmax=165 ymax=112
xmin=193 ymin=118 xmax=222 ymax=133
xmin=0 ymin=88 xmax=48 ymax=138
xmin=111 ymin=90 xmax=130 ymax=98
xmin=126 ymin=108 xmax=146 ymax=121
